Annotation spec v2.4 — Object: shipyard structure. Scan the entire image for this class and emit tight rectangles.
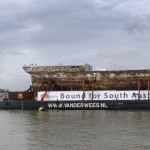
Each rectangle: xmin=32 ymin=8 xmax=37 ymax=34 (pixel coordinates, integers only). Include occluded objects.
xmin=23 ymin=64 xmax=150 ymax=99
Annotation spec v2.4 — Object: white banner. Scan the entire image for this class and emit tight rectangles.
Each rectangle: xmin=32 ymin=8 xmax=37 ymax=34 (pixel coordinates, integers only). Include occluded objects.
xmin=37 ymin=90 xmax=149 ymax=101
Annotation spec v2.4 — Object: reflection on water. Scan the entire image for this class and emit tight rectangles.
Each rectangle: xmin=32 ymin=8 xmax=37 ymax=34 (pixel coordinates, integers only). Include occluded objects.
xmin=0 ymin=110 xmax=150 ymax=150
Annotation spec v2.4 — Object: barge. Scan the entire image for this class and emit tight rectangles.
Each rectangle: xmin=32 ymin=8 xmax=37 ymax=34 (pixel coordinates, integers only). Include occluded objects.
xmin=1 ymin=100 xmax=150 ymax=110
xmin=2 ymin=63 xmax=150 ymax=110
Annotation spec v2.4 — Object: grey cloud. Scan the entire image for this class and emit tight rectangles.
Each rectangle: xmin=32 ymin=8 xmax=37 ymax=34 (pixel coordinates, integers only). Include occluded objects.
xmin=0 ymin=0 xmax=142 ymax=48
xmin=0 ymin=0 xmax=150 ymax=90
xmin=124 ymin=20 xmax=150 ymax=34
xmin=0 ymin=50 xmax=27 ymax=56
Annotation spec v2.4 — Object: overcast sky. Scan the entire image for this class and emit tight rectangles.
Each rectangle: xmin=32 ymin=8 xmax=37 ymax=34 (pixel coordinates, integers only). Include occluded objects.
xmin=0 ymin=0 xmax=150 ymax=91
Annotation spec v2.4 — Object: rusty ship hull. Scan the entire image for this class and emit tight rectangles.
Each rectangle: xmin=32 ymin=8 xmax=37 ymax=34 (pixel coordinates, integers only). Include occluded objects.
xmin=23 ymin=64 xmax=150 ymax=92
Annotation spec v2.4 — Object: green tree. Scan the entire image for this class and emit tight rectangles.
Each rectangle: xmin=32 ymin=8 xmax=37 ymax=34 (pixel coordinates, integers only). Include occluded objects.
xmin=0 ymin=89 xmax=9 ymax=93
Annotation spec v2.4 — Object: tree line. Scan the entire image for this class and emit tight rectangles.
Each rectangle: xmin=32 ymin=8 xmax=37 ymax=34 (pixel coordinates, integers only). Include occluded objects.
xmin=0 ymin=89 xmax=9 ymax=93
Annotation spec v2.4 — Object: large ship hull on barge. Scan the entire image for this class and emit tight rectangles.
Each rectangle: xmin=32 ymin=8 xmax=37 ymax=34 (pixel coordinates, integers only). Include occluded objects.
xmin=2 ymin=63 xmax=150 ymax=110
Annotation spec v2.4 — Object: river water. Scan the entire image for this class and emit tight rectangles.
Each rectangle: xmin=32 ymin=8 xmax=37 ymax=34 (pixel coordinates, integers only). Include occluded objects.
xmin=0 ymin=110 xmax=150 ymax=150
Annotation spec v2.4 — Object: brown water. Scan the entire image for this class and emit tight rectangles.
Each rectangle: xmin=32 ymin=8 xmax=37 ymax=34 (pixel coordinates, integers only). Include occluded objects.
xmin=0 ymin=110 xmax=150 ymax=150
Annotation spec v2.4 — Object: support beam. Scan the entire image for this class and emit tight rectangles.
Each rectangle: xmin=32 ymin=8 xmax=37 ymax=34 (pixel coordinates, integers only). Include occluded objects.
xmin=148 ymin=79 xmax=150 ymax=100
xmin=82 ymin=80 xmax=85 ymax=101
xmin=34 ymin=82 xmax=44 ymax=100
xmin=41 ymin=81 xmax=51 ymax=101
xmin=138 ymin=79 xmax=140 ymax=100
xmin=37 ymin=82 xmax=44 ymax=91
xmin=91 ymin=80 xmax=95 ymax=100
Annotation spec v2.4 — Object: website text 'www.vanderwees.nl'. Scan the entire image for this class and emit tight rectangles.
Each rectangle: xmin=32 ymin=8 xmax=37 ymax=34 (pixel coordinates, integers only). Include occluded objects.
xmin=47 ymin=102 xmax=108 ymax=108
